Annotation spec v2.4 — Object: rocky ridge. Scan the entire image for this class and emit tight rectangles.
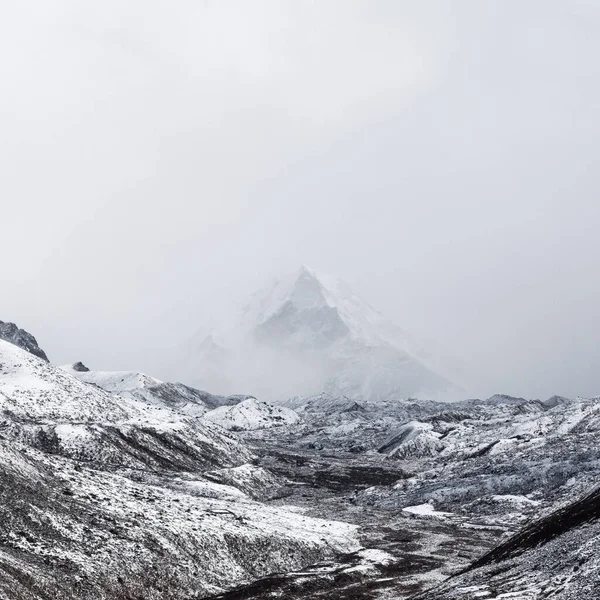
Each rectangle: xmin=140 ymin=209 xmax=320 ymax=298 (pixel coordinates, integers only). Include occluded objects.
xmin=0 ymin=320 xmax=49 ymax=361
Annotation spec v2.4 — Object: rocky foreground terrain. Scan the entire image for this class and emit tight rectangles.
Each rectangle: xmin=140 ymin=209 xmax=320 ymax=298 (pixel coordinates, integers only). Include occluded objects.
xmin=219 ymin=391 xmax=600 ymax=599
xmin=2 ymin=321 xmax=600 ymax=599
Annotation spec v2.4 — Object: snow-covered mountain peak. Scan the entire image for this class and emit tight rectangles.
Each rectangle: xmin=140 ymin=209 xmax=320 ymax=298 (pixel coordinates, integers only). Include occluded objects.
xmin=242 ymin=265 xmax=329 ymax=327
xmin=180 ymin=266 xmax=463 ymax=402
xmin=241 ymin=266 xmax=403 ymax=350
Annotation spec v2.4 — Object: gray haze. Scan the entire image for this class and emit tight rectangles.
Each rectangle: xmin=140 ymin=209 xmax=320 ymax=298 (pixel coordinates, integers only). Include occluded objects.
xmin=2 ymin=1 xmax=600 ymax=400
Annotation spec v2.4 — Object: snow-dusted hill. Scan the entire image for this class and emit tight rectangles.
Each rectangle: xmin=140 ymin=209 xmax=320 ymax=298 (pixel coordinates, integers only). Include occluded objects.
xmin=60 ymin=363 xmax=162 ymax=393
xmin=0 ymin=339 xmax=253 ymax=470
xmin=379 ymin=421 xmax=444 ymax=459
xmin=0 ymin=340 xmax=129 ymax=422
xmin=203 ymin=398 xmax=300 ymax=431
xmin=181 ymin=266 xmax=461 ymax=402
xmin=61 ymin=362 xmax=255 ymax=417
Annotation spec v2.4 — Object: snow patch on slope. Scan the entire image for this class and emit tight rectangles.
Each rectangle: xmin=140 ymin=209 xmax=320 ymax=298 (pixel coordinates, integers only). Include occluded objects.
xmin=403 ymin=502 xmax=453 ymax=518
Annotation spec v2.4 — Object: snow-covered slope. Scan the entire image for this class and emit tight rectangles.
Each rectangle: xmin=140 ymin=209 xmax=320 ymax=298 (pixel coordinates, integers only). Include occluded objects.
xmin=0 ymin=340 xmax=128 ymax=422
xmin=0 ymin=436 xmax=359 ymax=600
xmin=203 ymin=398 xmax=301 ymax=431
xmin=61 ymin=363 xmax=254 ymax=417
xmin=0 ymin=341 xmax=252 ymax=470
xmin=378 ymin=421 xmax=444 ymax=459
xmin=182 ymin=266 xmax=460 ymax=402
xmin=60 ymin=364 xmax=161 ymax=393
xmin=417 ymin=484 xmax=600 ymax=599
xmin=0 ymin=338 xmax=363 ymax=599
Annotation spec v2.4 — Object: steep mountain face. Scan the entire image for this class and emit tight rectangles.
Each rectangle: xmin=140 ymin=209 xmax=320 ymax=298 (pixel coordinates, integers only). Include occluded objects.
xmin=247 ymin=267 xmax=352 ymax=350
xmin=183 ymin=266 xmax=459 ymax=402
xmin=0 ymin=319 xmax=49 ymax=361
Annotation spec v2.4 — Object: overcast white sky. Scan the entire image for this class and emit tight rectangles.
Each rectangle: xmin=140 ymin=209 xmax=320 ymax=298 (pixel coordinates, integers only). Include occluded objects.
xmin=2 ymin=1 xmax=600 ymax=399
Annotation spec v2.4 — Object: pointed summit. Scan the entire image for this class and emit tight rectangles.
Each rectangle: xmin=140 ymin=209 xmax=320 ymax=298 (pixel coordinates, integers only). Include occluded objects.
xmin=242 ymin=266 xmax=328 ymax=329
xmin=243 ymin=266 xmax=416 ymax=352
xmin=239 ymin=266 xmax=349 ymax=350
xmin=298 ymin=263 xmax=316 ymax=277
xmin=182 ymin=267 xmax=464 ymax=402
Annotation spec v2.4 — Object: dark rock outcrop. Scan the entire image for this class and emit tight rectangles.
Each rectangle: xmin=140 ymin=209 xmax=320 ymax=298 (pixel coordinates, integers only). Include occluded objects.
xmin=0 ymin=320 xmax=49 ymax=361
xmin=71 ymin=361 xmax=90 ymax=372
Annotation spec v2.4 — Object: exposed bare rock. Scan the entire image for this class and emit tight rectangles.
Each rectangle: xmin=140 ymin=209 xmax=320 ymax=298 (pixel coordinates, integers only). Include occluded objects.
xmin=0 ymin=319 xmax=49 ymax=361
